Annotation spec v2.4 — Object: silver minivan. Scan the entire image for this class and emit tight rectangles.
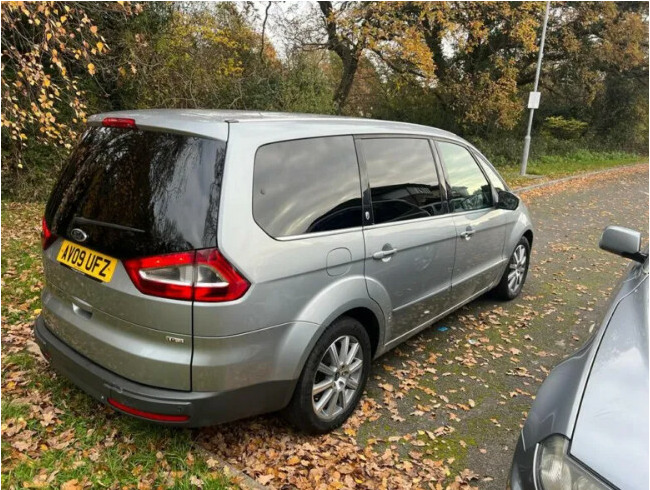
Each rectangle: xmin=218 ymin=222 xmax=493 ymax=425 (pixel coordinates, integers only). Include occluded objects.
xmin=36 ymin=110 xmax=533 ymax=433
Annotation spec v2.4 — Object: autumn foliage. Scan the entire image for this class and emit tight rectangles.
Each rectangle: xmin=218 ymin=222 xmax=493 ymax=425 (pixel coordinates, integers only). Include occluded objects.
xmin=1 ymin=2 xmax=138 ymax=156
xmin=1 ymin=1 xmax=648 ymax=199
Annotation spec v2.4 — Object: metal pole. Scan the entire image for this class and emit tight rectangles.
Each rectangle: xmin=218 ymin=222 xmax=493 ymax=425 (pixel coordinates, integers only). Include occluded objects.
xmin=520 ymin=0 xmax=551 ymax=176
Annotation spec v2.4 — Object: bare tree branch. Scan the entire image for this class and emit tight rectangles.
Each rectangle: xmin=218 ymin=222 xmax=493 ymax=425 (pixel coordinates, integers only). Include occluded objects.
xmin=260 ymin=1 xmax=272 ymax=62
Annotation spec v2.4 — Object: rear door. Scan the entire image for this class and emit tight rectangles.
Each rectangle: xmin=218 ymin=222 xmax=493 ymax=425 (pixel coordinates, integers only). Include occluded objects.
xmin=435 ymin=140 xmax=507 ymax=304
xmin=358 ymin=136 xmax=457 ymax=345
xmin=42 ymin=124 xmax=226 ymax=390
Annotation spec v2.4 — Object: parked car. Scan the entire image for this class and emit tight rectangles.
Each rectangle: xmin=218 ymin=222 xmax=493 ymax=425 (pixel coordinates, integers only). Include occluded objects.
xmin=509 ymin=226 xmax=649 ymax=490
xmin=35 ymin=110 xmax=533 ymax=432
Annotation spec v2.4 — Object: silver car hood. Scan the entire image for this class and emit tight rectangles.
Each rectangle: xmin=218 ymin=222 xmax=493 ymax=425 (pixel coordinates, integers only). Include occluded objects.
xmin=570 ymin=273 xmax=648 ymax=490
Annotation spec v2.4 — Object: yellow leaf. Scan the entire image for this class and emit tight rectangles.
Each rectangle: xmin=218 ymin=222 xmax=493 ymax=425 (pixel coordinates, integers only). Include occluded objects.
xmin=87 ymin=63 xmax=96 ymax=75
xmin=97 ymin=41 xmax=104 ymax=52
xmin=61 ymin=479 xmax=82 ymax=490
xmin=344 ymin=427 xmax=357 ymax=437
xmin=60 ymin=15 xmax=67 ymax=23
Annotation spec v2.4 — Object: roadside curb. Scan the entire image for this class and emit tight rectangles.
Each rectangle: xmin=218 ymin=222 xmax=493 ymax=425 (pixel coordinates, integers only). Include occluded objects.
xmin=194 ymin=445 xmax=270 ymax=490
xmin=513 ymin=162 xmax=648 ymax=194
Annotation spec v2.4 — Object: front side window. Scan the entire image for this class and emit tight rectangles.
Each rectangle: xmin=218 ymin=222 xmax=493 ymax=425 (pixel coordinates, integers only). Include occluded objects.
xmin=437 ymin=142 xmax=493 ymax=213
xmin=253 ymin=136 xmax=362 ymax=238
xmin=475 ymin=152 xmax=507 ymax=193
xmin=359 ymin=138 xmax=444 ymax=225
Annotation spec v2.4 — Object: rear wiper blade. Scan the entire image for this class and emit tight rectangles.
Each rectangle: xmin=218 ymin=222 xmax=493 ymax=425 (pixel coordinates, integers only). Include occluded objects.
xmin=73 ymin=216 xmax=145 ymax=234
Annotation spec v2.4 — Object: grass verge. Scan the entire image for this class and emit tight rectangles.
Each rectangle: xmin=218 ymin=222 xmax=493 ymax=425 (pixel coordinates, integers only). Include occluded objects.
xmin=498 ymin=150 xmax=646 ymax=189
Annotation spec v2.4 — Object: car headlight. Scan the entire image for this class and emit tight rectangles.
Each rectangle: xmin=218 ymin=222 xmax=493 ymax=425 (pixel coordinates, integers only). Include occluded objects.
xmin=536 ymin=435 xmax=609 ymax=490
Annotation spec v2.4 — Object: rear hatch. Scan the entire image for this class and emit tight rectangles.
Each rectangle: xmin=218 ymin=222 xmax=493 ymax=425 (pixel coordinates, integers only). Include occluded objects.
xmin=42 ymin=119 xmax=226 ymax=390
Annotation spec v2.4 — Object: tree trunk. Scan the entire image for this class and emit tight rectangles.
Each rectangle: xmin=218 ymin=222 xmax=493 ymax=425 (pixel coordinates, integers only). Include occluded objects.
xmin=319 ymin=1 xmax=361 ymax=113
xmin=333 ymin=55 xmax=358 ymax=112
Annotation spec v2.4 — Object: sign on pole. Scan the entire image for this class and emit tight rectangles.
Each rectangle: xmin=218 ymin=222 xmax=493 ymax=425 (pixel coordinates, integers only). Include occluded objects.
xmin=527 ymin=92 xmax=541 ymax=110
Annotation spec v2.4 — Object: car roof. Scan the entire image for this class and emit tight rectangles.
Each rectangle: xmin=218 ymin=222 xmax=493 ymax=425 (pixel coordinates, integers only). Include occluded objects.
xmin=88 ymin=109 xmax=465 ymax=145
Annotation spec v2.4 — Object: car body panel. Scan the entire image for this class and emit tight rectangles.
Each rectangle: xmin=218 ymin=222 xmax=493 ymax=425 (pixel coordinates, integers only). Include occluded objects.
xmin=504 ymin=200 xmax=534 ymax=251
xmin=450 ymin=208 xmax=507 ymax=302
xmin=521 ymin=261 xmax=647 ymax=450
xmin=362 ymin=216 xmax=457 ymax=344
xmin=512 ymin=257 xmax=649 ymax=490
xmin=570 ymin=273 xmax=649 ymax=490
xmin=192 ymin=321 xmax=321 ymax=392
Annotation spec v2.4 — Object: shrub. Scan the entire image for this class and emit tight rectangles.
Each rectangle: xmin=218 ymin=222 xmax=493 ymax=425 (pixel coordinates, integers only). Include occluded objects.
xmin=543 ymin=116 xmax=589 ymax=140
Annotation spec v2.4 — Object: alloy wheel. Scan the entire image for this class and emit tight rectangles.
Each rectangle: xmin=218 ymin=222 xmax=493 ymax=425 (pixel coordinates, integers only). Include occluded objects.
xmin=312 ymin=335 xmax=364 ymax=420
xmin=507 ymin=244 xmax=527 ymax=294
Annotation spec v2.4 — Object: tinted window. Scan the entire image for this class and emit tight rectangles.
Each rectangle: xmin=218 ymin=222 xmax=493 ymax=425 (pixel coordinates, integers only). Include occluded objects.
xmin=45 ymin=127 xmax=224 ymax=259
xmin=360 ymin=138 xmax=444 ymax=224
xmin=475 ymin=153 xmax=507 ymax=192
xmin=438 ymin=142 xmax=493 ymax=212
xmin=253 ymin=136 xmax=362 ymax=238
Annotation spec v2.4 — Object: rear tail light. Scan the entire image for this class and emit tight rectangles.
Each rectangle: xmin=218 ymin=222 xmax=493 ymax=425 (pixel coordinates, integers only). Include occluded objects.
xmin=194 ymin=248 xmax=250 ymax=302
xmin=102 ymin=117 xmax=137 ymax=129
xmin=123 ymin=248 xmax=249 ymax=302
xmin=41 ymin=217 xmax=57 ymax=250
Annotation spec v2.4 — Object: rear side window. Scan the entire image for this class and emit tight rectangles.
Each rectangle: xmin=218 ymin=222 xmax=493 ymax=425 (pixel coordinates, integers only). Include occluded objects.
xmin=437 ymin=142 xmax=493 ymax=213
xmin=253 ymin=136 xmax=362 ymax=238
xmin=45 ymin=126 xmax=225 ymax=259
xmin=359 ymin=138 xmax=444 ymax=225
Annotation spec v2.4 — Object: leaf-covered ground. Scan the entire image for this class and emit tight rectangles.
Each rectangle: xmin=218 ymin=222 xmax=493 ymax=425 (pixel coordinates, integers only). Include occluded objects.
xmin=2 ymin=164 xmax=648 ymax=489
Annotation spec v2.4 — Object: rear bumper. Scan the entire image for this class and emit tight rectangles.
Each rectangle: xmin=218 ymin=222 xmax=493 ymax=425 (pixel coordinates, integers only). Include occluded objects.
xmin=34 ymin=315 xmax=295 ymax=427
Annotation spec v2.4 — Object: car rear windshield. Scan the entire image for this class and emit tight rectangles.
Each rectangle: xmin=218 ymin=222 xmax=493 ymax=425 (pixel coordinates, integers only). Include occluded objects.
xmin=45 ymin=126 xmax=226 ymax=259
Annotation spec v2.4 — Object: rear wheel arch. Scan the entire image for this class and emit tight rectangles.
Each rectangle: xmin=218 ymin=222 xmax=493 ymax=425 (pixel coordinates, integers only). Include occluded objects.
xmin=338 ymin=307 xmax=381 ymax=358
xmin=290 ymin=293 xmax=385 ymax=380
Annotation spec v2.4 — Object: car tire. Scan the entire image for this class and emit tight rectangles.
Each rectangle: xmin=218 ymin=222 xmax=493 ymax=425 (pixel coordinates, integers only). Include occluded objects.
xmin=493 ymin=236 xmax=530 ymax=301
xmin=284 ymin=316 xmax=371 ymax=434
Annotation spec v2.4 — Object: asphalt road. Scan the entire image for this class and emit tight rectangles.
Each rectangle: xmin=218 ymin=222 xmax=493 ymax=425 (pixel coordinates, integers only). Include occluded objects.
xmin=447 ymin=164 xmax=649 ymax=487
xmin=199 ymin=165 xmax=649 ymax=489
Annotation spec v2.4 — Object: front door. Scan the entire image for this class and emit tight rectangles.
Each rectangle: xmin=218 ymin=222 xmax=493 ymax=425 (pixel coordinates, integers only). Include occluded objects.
xmin=436 ymin=141 xmax=507 ymax=304
xmin=357 ymin=136 xmax=457 ymax=345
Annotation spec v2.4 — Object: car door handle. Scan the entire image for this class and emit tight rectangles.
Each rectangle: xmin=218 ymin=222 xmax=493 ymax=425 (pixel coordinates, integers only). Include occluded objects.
xmin=372 ymin=248 xmax=398 ymax=260
xmin=459 ymin=228 xmax=475 ymax=240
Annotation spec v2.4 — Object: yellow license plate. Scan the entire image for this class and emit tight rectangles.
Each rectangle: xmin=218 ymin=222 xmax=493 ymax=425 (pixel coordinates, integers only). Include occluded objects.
xmin=56 ymin=240 xmax=117 ymax=282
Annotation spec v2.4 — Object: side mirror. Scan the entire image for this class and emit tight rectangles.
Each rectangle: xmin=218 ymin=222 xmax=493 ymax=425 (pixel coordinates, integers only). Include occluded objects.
xmin=496 ymin=190 xmax=520 ymax=211
xmin=599 ymin=226 xmax=647 ymax=263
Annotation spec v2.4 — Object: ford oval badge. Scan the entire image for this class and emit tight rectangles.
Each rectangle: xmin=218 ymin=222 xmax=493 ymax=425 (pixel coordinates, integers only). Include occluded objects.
xmin=70 ymin=228 xmax=88 ymax=243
